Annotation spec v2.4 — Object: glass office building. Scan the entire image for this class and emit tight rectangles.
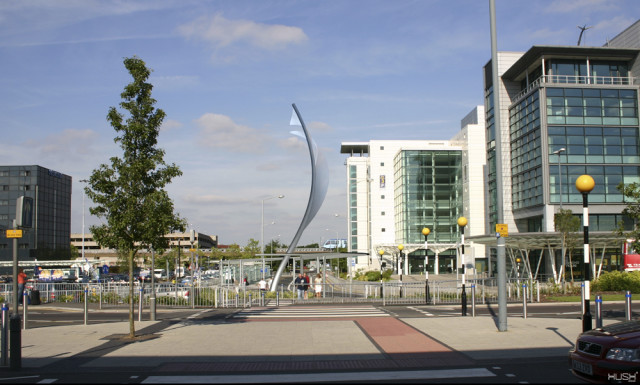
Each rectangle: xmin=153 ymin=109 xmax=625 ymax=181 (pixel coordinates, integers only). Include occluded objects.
xmin=393 ymin=150 xmax=463 ymax=244
xmin=0 ymin=165 xmax=72 ymax=262
xmin=486 ymin=46 xmax=640 ymax=233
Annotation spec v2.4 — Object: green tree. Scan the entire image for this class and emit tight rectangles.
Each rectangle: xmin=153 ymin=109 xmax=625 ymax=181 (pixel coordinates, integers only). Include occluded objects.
xmin=243 ymin=238 xmax=260 ymax=258
xmin=85 ymin=56 xmax=186 ymax=338
xmin=618 ymin=182 xmax=640 ymax=252
xmin=554 ymin=209 xmax=580 ymax=290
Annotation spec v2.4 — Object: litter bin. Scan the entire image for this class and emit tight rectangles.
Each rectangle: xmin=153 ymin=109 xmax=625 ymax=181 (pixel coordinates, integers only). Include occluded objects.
xmin=30 ymin=290 xmax=41 ymax=305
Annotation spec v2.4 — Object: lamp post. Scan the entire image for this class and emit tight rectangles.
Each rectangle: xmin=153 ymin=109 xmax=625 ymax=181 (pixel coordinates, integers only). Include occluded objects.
xmin=422 ymin=227 xmax=430 ymax=305
xmin=261 ymin=195 xmax=284 ymax=280
xmin=458 ymin=216 xmax=468 ymax=316
xmin=79 ymin=179 xmax=89 ymax=264
xmin=398 ymin=244 xmax=404 ymax=298
xmin=576 ymin=174 xmax=595 ymax=332
xmin=378 ymin=249 xmax=385 ymax=298
xmin=553 ymin=148 xmax=566 ymax=210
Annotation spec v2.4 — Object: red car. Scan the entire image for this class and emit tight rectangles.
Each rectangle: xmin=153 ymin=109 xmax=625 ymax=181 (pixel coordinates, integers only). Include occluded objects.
xmin=569 ymin=320 xmax=640 ymax=383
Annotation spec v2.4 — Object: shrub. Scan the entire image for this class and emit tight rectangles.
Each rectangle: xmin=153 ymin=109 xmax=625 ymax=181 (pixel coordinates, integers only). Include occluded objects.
xmin=592 ymin=271 xmax=640 ymax=294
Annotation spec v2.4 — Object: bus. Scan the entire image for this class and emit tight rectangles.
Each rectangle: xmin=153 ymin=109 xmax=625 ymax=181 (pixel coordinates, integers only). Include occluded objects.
xmin=622 ymin=240 xmax=640 ymax=271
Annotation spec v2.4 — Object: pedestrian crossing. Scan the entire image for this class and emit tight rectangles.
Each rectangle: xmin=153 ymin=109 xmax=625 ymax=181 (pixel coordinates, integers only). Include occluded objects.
xmin=230 ymin=305 xmax=390 ymax=319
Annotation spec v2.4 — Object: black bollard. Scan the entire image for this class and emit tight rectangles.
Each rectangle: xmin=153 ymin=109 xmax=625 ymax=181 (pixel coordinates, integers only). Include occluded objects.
xmin=9 ymin=314 xmax=21 ymax=370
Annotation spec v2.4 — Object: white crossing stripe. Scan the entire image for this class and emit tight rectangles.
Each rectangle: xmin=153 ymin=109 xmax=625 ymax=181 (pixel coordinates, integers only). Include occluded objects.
xmin=142 ymin=368 xmax=496 ymax=383
xmin=407 ymin=306 xmax=434 ymax=316
xmin=231 ymin=306 xmax=390 ymax=319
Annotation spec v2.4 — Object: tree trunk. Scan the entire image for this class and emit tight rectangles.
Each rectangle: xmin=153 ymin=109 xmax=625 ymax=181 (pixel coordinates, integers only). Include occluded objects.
xmin=129 ymin=249 xmax=135 ymax=338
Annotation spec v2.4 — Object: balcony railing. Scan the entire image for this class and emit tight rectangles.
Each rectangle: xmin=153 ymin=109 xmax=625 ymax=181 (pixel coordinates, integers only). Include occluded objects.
xmin=513 ymin=74 xmax=638 ymax=104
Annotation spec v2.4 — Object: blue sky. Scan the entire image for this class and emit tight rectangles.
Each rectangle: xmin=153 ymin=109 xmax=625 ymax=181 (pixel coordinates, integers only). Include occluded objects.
xmin=0 ymin=0 xmax=637 ymax=247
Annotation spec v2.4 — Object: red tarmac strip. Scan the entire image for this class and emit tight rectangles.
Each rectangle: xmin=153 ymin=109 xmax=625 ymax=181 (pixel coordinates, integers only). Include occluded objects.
xmin=357 ymin=317 xmax=474 ymax=365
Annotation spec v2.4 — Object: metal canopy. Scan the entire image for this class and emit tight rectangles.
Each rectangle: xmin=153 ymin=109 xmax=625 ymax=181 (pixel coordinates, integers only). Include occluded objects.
xmin=468 ymin=231 xmax=626 ymax=250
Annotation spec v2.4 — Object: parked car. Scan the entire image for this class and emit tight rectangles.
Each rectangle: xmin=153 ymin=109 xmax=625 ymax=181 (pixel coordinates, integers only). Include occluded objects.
xmin=154 ymin=283 xmax=189 ymax=300
xmin=569 ymin=320 xmax=640 ymax=383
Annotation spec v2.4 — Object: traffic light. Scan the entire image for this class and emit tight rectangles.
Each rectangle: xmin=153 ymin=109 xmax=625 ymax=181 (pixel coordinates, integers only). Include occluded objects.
xmin=15 ymin=196 xmax=33 ymax=228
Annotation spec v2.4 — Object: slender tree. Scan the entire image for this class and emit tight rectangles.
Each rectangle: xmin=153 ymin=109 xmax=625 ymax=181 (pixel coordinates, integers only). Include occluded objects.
xmin=554 ymin=209 xmax=580 ymax=291
xmin=85 ymin=56 xmax=185 ymax=338
xmin=618 ymin=182 xmax=640 ymax=251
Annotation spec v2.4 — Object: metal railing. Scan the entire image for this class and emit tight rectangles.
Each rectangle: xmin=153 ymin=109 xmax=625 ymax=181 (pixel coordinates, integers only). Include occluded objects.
xmin=0 ymin=278 xmax=542 ymax=309
xmin=512 ymin=74 xmax=638 ymax=104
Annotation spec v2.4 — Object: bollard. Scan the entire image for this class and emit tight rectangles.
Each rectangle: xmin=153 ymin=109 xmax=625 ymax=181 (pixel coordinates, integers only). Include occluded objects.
xmin=99 ymin=285 xmax=103 ymax=310
xmin=1 ymin=303 xmax=7 ymax=367
xmin=625 ymin=291 xmax=632 ymax=321
xmin=9 ymin=314 xmax=21 ymax=370
xmin=471 ymin=284 xmax=476 ymax=317
xmin=276 ymin=291 xmax=279 ymax=307
xmin=425 ymin=279 xmax=430 ymax=305
xmin=138 ymin=288 xmax=143 ymax=322
xmin=22 ymin=290 xmax=28 ymax=330
xmin=522 ymin=283 xmax=527 ymax=319
xmin=537 ymin=281 xmax=540 ymax=303
xmin=248 ymin=293 xmax=252 ymax=308
xmin=215 ymin=287 xmax=218 ymax=308
xmin=595 ymin=295 xmax=603 ymax=329
xmin=261 ymin=291 xmax=265 ymax=307
xmin=235 ymin=293 xmax=239 ymax=308
xmin=84 ymin=287 xmax=88 ymax=325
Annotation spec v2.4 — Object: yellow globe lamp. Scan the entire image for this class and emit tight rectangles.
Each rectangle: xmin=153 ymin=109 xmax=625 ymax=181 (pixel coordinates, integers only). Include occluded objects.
xmin=422 ymin=228 xmax=430 ymax=237
xmin=398 ymin=244 xmax=404 ymax=251
xmin=575 ymin=175 xmax=595 ymax=193
xmin=457 ymin=216 xmax=468 ymax=227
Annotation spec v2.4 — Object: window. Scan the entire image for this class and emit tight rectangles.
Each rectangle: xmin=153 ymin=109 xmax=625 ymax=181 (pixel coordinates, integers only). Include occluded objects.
xmin=381 ymin=211 xmax=385 ymax=216
xmin=381 ymin=228 xmax=386 ymax=232
xmin=380 ymin=146 xmax=384 ymax=150
xmin=381 ymin=195 xmax=385 ymax=199
xmin=380 ymin=162 xmax=384 ymax=166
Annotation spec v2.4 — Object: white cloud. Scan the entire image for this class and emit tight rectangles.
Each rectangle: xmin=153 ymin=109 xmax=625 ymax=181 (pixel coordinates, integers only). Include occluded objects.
xmin=309 ymin=121 xmax=333 ymax=133
xmin=177 ymin=13 xmax=308 ymax=51
xmin=194 ymin=113 xmax=269 ymax=153
xmin=23 ymin=128 xmax=99 ymax=157
xmin=160 ymin=119 xmax=183 ymax=132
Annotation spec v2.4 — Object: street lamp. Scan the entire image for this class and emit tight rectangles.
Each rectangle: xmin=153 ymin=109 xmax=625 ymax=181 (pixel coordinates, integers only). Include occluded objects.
xmin=261 ymin=195 xmax=284 ymax=280
xmin=458 ymin=216 xmax=468 ymax=316
xmin=553 ymin=148 xmax=566 ymax=210
xmin=378 ymin=249 xmax=385 ymax=298
xmin=422 ymin=227 xmax=431 ymax=305
xmin=576 ymin=174 xmax=595 ymax=332
xmin=79 ymin=179 xmax=89 ymax=264
xmin=398 ymin=244 xmax=404 ymax=298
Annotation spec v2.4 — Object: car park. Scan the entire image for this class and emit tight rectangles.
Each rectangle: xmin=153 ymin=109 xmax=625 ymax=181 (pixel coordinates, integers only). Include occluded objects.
xmin=569 ymin=320 xmax=640 ymax=383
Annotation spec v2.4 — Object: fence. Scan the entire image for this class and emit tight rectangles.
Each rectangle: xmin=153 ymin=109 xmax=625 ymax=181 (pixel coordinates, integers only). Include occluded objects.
xmin=0 ymin=277 xmax=541 ymax=309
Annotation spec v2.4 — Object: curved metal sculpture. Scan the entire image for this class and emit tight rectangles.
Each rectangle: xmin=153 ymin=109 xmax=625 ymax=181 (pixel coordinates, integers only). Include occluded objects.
xmin=270 ymin=103 xmax=328 ymax=291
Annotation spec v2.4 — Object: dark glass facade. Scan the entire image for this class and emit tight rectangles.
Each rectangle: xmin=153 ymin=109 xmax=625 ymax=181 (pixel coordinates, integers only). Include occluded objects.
xmin=0 ymin=165 xmax=72 ymax=261
xmin=393 ymin=150 xmax=463 ymax=244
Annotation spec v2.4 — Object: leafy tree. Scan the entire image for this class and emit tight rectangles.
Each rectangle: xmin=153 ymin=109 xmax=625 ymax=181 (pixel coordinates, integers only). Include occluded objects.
xmin=617 ymin=182 xmax=640 ymax=252
xmin=85 ymin=56 xmax=186 ymax=338
xmin=243 ymin=238 xmax=260 ymax=258
xmin=554 ymin=209 xmax=581 ymax=290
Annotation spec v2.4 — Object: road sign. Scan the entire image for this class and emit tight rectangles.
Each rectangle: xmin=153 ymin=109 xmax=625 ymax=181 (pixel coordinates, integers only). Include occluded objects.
xmin=496 ymin=224 xmax=508 ymax=238
xmin=6 ymin=230 xmax=22 ymax=238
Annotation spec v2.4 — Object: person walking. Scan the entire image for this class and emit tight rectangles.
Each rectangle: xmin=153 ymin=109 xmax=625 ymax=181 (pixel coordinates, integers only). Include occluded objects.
xmin=17 ymin=268 xmax=27 ymax=305
xmin=314 ymin=273 xmax=323 ymax=298
xmin=258 ymin=277 xmax=268 ymax=292
xmin=303 ymin=272 xmax=310 ymax=299
xmin=294 ymin=273 xmax=304 ymax=299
